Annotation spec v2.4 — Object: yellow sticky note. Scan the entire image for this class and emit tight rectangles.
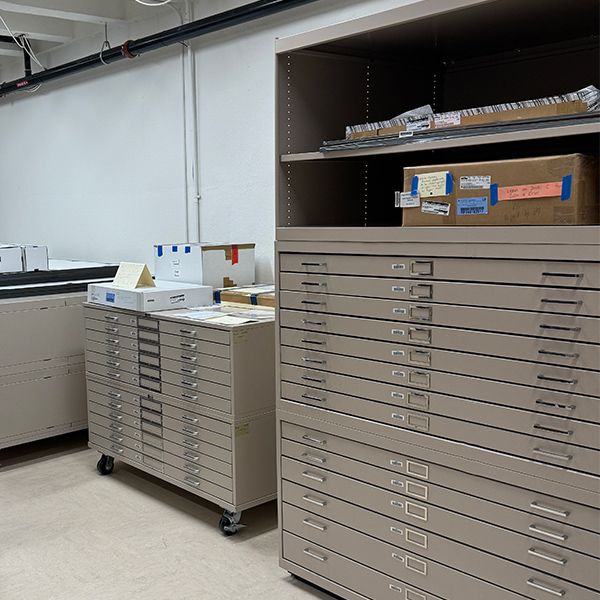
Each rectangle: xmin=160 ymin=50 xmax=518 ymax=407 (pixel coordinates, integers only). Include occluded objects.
xmin=416 ymin=171 xmax=451 ymax=197
xmin=113 ymin=262 xmax=155 ymax=289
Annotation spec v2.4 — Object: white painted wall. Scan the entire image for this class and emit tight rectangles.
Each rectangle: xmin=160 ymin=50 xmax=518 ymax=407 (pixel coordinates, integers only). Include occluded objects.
xmin=0 ymin=0 xmax=416 ymax=281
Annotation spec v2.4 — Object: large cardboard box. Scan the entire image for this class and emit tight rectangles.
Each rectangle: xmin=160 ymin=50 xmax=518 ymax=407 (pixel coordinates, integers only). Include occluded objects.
xmin=215 ymin=284 xmax=275 ymax=308
xmin=87 ymin=280 xmax=213 ymax=312
xmin=0 ymin=245 xmax=24 ymax=273
xmin=154 ymin=242 xmax=255 ymax=288
xmin=402 ymin=154 xmax=598 ymax=227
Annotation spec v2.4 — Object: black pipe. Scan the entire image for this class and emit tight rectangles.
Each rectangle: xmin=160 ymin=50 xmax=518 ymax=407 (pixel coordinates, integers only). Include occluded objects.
xmin=0 ymin=0 xmax=318 ymax=98
xmin=23 ymin=48 xmax=32 ymax=77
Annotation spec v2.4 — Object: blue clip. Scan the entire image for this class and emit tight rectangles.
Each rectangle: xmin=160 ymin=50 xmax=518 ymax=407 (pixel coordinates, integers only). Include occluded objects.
xmin=157 ymin=245 xmax=163 ymax=257
xmin=445 ymin=172 xmax=453 ymax=195
xmin=251 ymin=294 xmax=258 ymax=305
xmin=490 ymin=184 xmax=499 ymax=206
xmin=411 ymin=176 xmax=419 ymax=195
xmin=561 ymin=175 xmax=572 ymax=201
xmin=172 ymin=245 xmax=178 ymax=253
xmin=185 ymin=246 xmax=191 ymax=254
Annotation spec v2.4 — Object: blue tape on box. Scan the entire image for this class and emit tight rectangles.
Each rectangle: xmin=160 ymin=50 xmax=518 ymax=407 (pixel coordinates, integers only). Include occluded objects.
xmin=561 ymin=175 xmax=572 ymax=201
xmin=490 ymin=184 xmax=499 ymax=206
xmin=445 ymin=172 xmax=453 ymax=195
xmin=457 ymin=197 xmax=488 ymax=216
xmin=185 ymin=246 xmax=191 ymax=253
xmin=411 ymin=176 xmax=419 ymax=195
xmin=106 ymin=292 xmax=115 ymax=303
xmin=251 ymin=294 xmax=258 ymax=306
xmin=172 ymin=245 xmax=178 ymax=253
xmin=214 ymin=290 xmax=221 ymax=303
xmin=157 ymin=245 xmax=163 ymax=257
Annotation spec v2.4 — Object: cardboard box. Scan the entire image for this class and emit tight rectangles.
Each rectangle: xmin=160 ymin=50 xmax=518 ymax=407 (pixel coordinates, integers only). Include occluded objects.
xmin=154 ymin=242 xmax=255 ymax=288
xmin=402 ymin=154 xmax=599 ymax=227
xmin=22 ymin=245 xmax=49 ymax=271
xmin=87 ymin=280 xmax=213 ymax=312
xmin=215 ymin=284 xmax=275 ymax=308
xmin=0 ymin=245 xmax=24 ymax=273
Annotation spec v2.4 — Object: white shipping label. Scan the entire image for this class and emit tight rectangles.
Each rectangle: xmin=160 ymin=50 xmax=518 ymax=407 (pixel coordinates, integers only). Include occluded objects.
xmin=434 ymin=112 xmax=461 ymax=127
xmin=459 ymin=175 xmax=491 ymax=190
xmin=395 ymin=191 xmax=421 ymax=208
xmin=405 ymin=117 xmax=431 ymax=132
xmin=422 ymin=201 xmax=451 ymax=216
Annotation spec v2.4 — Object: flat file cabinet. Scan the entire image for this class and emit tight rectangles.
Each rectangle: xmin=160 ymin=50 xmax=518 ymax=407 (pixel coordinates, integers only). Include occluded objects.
xmin=84 ymin=304 xmax=276 ymax=534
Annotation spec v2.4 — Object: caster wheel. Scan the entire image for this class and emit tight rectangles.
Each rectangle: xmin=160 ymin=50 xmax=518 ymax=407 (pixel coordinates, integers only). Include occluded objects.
xmin=96 ymin=454 xmax=114 ymax=475
xmin=219 ymin=510 xmax=243 ymax=536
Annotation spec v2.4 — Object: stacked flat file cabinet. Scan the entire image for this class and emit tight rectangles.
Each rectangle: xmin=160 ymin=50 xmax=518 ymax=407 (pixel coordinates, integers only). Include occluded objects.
xmin=275 ymin=2 xmax=600 ymax=599
xmin=84 ymin=305 xmax=276 ymax=534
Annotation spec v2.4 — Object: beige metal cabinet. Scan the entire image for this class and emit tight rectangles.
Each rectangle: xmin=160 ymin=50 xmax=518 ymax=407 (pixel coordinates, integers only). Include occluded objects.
xmin=84 ymin=304 xmax=276 ymax=534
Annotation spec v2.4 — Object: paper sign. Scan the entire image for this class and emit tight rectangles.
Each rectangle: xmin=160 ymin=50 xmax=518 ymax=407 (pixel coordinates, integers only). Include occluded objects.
xmin=395 ymin=191 xmax=421 ymax=208
xmin=178 ymin=310 xmax=224 ymax=321
xmin=208 ymin=315 xmax=253 ymax=326
xmin=434 ymin=112 xmax=461 ymax=128
xmin=498 ymin=181 xmax=562 ymax=201
xmin=460 ymin=175 xmax=491 ymax=190
xmin=113 ymin=262 xmax=155 ymax=289
xmin=415 ymin=171 xmax=452 ymax=197
xmin=456 ymin=197 xmax=488 ymax=216
xmin=406 ymin=116 xmax=431 ymax=132
xmin=422 ymin=201 xmax=451 ymax=216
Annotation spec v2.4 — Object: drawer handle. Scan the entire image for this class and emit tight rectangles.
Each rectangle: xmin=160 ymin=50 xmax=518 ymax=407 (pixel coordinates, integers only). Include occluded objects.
xmin=182 ymin=427 xmax=199 ymax=436
xmin=183 ymin=439 xmax=199 ymax=449
xmin=110 ymin=434 xmax=124 ymax=443
xmin=527 ymin=579 xmax=566 ymax=597
xmin=183 ymin=451 xmax=199 ymax=461
xmin=301 ymin=281 xmax=326 ymax=287
xmin=392 ymin=370 xmax=406 ymax=378
xmin=302 ymin=319 xmax=325 ymax=326
xmin=105 ymin=338 xmax=120 ymax=345
xmin=181 ymin=393 xmax=198 ymax=401
xmin=391 ymin=500 xmax=404 ymax=509
xmin=537 ymin=374 xmax=577 ymax=385
xmin=302 ymin=494 xmax=327 ymax=507
xmin=180 ymin=342 xmax=197 ymax=349
xmin=110 ymin=445 xmax=124 ymax=454
xmin=529 ymin=501 xmax=570 ymax=518
xmin=180 ymin=354 xmax=197 ymax=362
xmin=533 ymin=424 xmax=573 ymax=436
xmin=184 ymin=463 xmax=200 ymax=474
xmin=180 ymin=328 xmax=196 ymax=336
xmin=532 ymin=448 xmax=572 ymax=462
xmin=302 ymin=453 xmax=326 ymax=464
xmin=389 ymin=585 xmax=404 ymax=594
xmin=301 ymin=338 xmax=324 ymax=346
xmin=104 ymin=315 xmax=119 ymax=322
xmin=302 ymin=548 xmax=327 ymax=562
xmin=105 ymin=326 xmax=119 ymax=333
xmin=109 ymin=423 xmax=123 ymax=432
xmin=390 ymin=459 xmax=403 ymax=467
xmin=538 ymin=349 xmax=579 ymax=359
xmin=184 ymin=476 xmax=200 ymax=487
xmin=181 ymin=415 xmax=199 ymax=424
xmin=301 ymin=300 xmax=323 ymax=306
xmin=301 ymin=375 xmax=325 ymax=383
xmin=302 ymin=518 xmax=327 ymax=532
xmin=392 ymin=263 xmax=406 ymax=270
xmin=181 ymin=380 xmax=198 ymax=388
xmin=391 ymin=553 xmax=404 ymax=563
xmin=108 ymin=402 xmax=122 ymax=409
xmin=301 ymin=357 xmax=326 ymax=365
xmin=391 ymin=413 xmax=405 ymax=421
xmin=302 ymin=393 xmax=326 ymax=403
xmin=540 ymin=298 xmax=582 ymax=306
xmin=302 ymin=434 xmax=326 ymax=445
xmin=181 ymin=367 xmax=198 ymax=375
xmin=106 ymin=349 xmax=120 ymax=356
xmin=541 ymin=272 xmax=582 ymax=279
xmin=106 ymin=371 xmax=121 ymax=379
xmin=301 ymin=262 xmax=326 ymax=267
xmin=539 ymin=324 xmax=581 ymax=333
xmin=302 ymin=471 xmax=326 ymax=483
xmin=107 ymin=391 xmax=121 ymax=399
xmin=109 ymin=412 xmax=123 ymax=420
xmin=106 ymin=360 xmax=120 ymax=368
xmin=528 ymin=547 xmax=567 ymax=566
xmin=529 ymin=524 xmax=568 ymax=541
xmin=535 ymin=399 xmax=576 ymax=412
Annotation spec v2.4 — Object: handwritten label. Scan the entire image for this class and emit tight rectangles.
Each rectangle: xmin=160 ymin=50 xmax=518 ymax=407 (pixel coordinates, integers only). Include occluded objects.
xmin=416 ymin=171 xmax=451 ymax=197
xmin=456 ymin=197 xmax=488 ymax=216
xmin=434 ymin=112 xmax=461 ymax=128
xmin=113 ymin=262 xmax=155 ymax=289
xmin=498 ymin=181 xmax=563 ymax=201
xmin=406 ymin=117 xmax=431 ymax=132
xmin=460 ymin=175 xmax=491 ymax=190
xmin=396 ymin=191 xmax=421 ymax=208
xmin=422 ymin=201 xmax=451 ymax=216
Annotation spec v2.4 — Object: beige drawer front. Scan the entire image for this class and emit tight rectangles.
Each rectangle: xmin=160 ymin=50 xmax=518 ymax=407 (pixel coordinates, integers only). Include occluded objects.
xmin=162 ymin=430 xmax=232 ymax=463
xmin=86 ymin=329 xmax=140 ymax=352
xmin=281 ymin=328 xmax=599 ymax=396
xmin=159 ymin=320 xmax=230 ymax=345
xmin=86 ymin=351 xmax=139 ymax=375
xmin=162 ymin=452 xmax=232 ymax=490
xmin=282 ymin=438 xmax=600 ymax=557
xmin=160 ymin=344 xmax=231 ymax=372
xmin=281 ymin=457 xmax=599 ymax=590
xmin=280 ymin=254 xmax=600 ymax=289
xmin=162 ymin=415 xmax=232 ymax=451
xmin=160 ymin=332 xmax=230 ymax=359
xmin=282 ymin=379 xmax=600 ymax=461
xmin=86 ymin=318 xmax=138 ymax=340
xmin=89 ymin=429 xmax=163 ymax=473
xmin=162 ymin=404 xmax=231 ymax=437
xmin=282 ymin=362 xmax=600 ymax=426
xmin=84 ymin=307 xmax=138 ymax=327
xmin=283 ymin=503 xmax=597 ymax=600
xmin=89 ymin=413 xmax=141 ymax=442
xmin=86 ymin=378 xmax=142 ymax=408
xmin=88 ymin=400 xmax=141 ymax=429
xmin=163 ymin=464 xmax=232 ymax=503
xmin=86 ymin=389 xmax=141 ymax=418
xmin=89 ymin=421 xmax=162 ymax=460
xmin=86 ymin=339 xmax=139 ymax=364
xmin=280 ymin=292 xmax=600 ymax=344
xmin=161 ymin=372 xmax=230 ymax=400
xmin=281 ymin=422 xmax=600 ymax=534
xmin=161 ymin=357 xmax=231 ymax=387
xmin=280 ymin=310 xmax=600 ymax=371
xmin=163 ymin=439 xmax=232 ymax=472
xmin=281 ymin=273 xmax=600 ymax=317
xmin=160 ymin=383 xmax=231 ymax=413
xmin=86 ymin=362 xmax=139 ymax=387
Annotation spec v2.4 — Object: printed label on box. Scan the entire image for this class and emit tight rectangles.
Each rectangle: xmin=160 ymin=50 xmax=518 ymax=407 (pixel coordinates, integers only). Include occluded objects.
xmin=422 ymin=201 xmax=451 ymax=216
xmin=460 ymin=175 xmax=491 ymax=190
xmin=406 ymin=117 xmax=431 ymax=132
xmin=396 ymin=191 xmax=421 ymax=208
xmin=434 ymin=112 xmax=461 ymax=127
xmin=415 ymin=171 xmax=452 ymax=197
xmin=456 ymin=197 xmax=488 ymax=216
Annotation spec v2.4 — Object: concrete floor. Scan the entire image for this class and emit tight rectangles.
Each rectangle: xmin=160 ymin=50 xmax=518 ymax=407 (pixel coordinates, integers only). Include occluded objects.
xmin=0 ymin=432 xmax=331 ymax=600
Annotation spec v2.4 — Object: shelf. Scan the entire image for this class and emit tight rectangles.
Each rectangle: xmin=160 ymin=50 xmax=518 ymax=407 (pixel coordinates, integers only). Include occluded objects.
xmin=281 ymin=119 xmax=600 ymax=163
